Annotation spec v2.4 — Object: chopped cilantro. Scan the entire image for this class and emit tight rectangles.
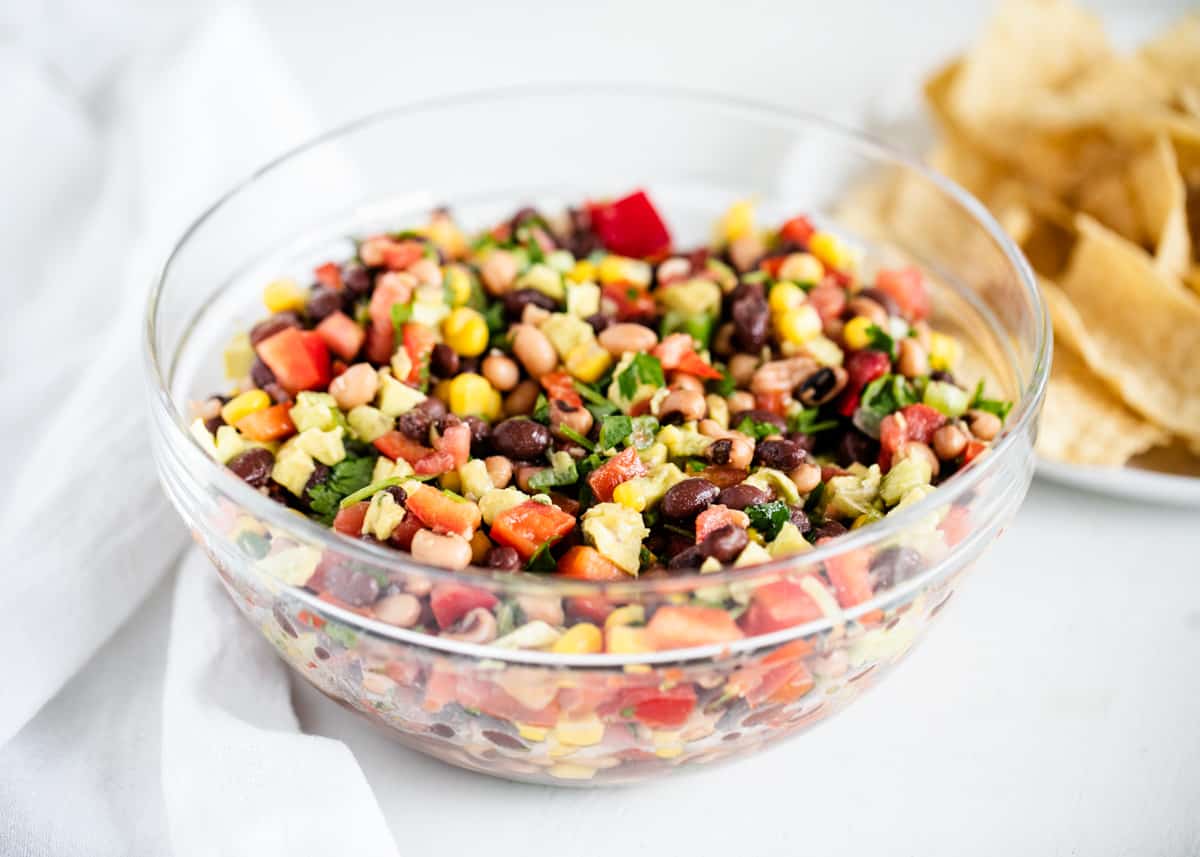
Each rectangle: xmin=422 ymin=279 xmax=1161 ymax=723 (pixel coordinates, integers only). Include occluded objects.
xmin=532 ymin=394 xmax=550 ymax=424
xmin=528 ymin=458 xmax=578 ymax=490
xmin=482 ymin=300 xmax=506 ymax=335
xmin=573 ymin=379 xmax=619 ymax=420
xmin=558 ymin=425 xmax=594 ymax=451
xmin=709 ymin=364 xmax=736 ymax=398
xmin=525 ymin=541 xmax=557 ymax=572
xmin=865 ymin=324 xmax=896 ymax=357
xmin=598 ymin=415 xmax=633 ymax=449
xmin=860 ymin=374 xmax=918 ymax=419
xmin=337 ymin=476 xmax=404 ymax=510
xmin=639 ymin=545 xmax=656 ymax=568
xmin=970 ymin=380 xmax=1013 ymax=421
xmin=735 ymin=416 xmax=782 ymax=441
xmin=390 ymin=301 xmax=413 ymax=336
xmin=617 ymin=353 xmax=664 ymax=400
xmin=746 ymin=500 xmax=789 ymax=541
xmin=324 ymin=622 xmax=358 ymax=648
xmin=789 ymin=407 xmax=839 ymax=435
xmin=306 ymin=454 xmax=378 ymax=524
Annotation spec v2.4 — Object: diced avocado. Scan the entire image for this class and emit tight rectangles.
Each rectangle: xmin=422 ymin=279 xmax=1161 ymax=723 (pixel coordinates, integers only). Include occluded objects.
xmin=271 ymin=437 xmax=316 ymax=497
xmin=458 ymin=458 xmax=495 ymax=501
xmin=923 ymin=380 xmax=969 ymax=418
xmin=256 ymin=545 xmax=321 ymax=586
xmin=606 ymin=352 xmax=658 ymax=414
xmin=744 ymin=467 xmax=802 ymax=505
xmin=296 ymin=426 xmax=346 ymax=466
xmin=493 ymin=620 xmax=563 ymax=650
xmin=733 ymin=541 xmax=772 ymax=568
xmin=390 ymin=348 xmax=413 ymax=382
xmin=478 ymin=487 xmax=533 ymax=525
xmin=822 ymin=464 xmax=882 ymax=520
xmin=223 ymin=332 xmax=255 ymax=380
xmin=372 ymin=455 xmax=415 ymax=483
xmin=658 ymin=423 xmax=713 ymax=458
xmin=889 ymin=483 xmax=935 ymax=513
xmin=768 ymin=522 xmax=812 ymax=558
xmin=289 ymin=392 xmax=341 ymax=433
xmin=880 ymin=455 xmax=932 ymax=506
xmin=565 ymin=282 xmax=601 ymax=318
xmin=347 ymin=405 xmax=393 ymax=442
xmin=545 ymin=250 xmax=575 ymax=273
xmin=376 ymin=369 xmax=427 ymax=417
xmin=528 ymin=450 xmax=579 ymax=490
xmin=362 ymin=491 xmax=406 ymax=540
xmin=191 ymin=418 xmax=250 ymax=464
xmin=639 ymin=442 xmax=668 ymax=468
xmin=705 ymin=395 xmax=729 ymax=429
xmin=802 ymin=335 xmax=844 ymax=367
xmin=658 ymin=278 xmax=722 ymax=316
xmin=516 ymin=263 xmax=565 ymax=301
xmin=410 ymin=282 xmax=450 ymax=329
xmin=700 ymin=556 xmax=723 ymax=574
xmin=582 ymin=503 xmax=649 ymax=575
xmin=620 ymin=463 xmax=686 ymax=512
xmin=706 ymin=258 xmax=738 ymax=292
xmin=540 ymin=313 xmax=595 ymax=360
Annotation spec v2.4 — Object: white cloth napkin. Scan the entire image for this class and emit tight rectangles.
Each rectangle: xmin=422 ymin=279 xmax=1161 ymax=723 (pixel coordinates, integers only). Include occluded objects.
xmin=0 ymin=6 xmax=400 ymax=854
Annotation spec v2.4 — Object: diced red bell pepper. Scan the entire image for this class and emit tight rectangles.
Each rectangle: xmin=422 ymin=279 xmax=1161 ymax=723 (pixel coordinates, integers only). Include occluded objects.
xmin=235 ymin=403 xmax=296 ymax=441
xmin=586 ymin=447 xmax=647 ymax=503
xmin=365 ymin=319 xmax=394 ymax=365
xmin=383 ymin=240 xmax=426 ymax=271
xmin=405 ymin=483 xmax=482 ymax=539
xmin=373 ymin=430 xmax=433 ymax=463
xmin=430 ymin=582 xmax=499 ymax=628
xmin=587 ymin=189 xmax=672 ymax=259
xmin=489 ymin=501 xmax=576 ymax=560
xmin=314 ymin=261 xmax=342 ymax=290
xmin=645 ymin=605 xmax=744 ymax=650
xmin=605 ymin=684 xmax=697 ymax=729
xmin=255 ymin=327 xmax=331 ymax=394
xmin=602 ymin=282 xmax=657 ymax=323
xmin=314 ymin=311 xmax=364 ymax=361
xmin=962 ymin=439 xmax=988 ymax=466
xmin=738 ymin=579 xmax=824 ymax=636
xmin=821 ymin=545 xmax=876 ymax=611
xmin=779 ymin=215 xmax=816 ymax=246
xmin=755 ymin=391 xmax=789 ymax=416
xmin=332 ymin=501 xmax=370 ymax=536
xmin=875 ymin=265 xmax=930 ymax=321
xmin=652 ymin=333 xmax=723 ymax=380
xmin=839 ymin=349 xmax=892 ymax=416
xmin=694 ymin=504 xmax=749 ymax=543
xmin=557 ymin=545 xmax=627 ymax=582
xmin=403 ymin=322 xmax=437 ymax=385
xmin=413 ymin=451 xmax=456 ymax=476
xmin=539 ymin=371 xmax=583 ymax=408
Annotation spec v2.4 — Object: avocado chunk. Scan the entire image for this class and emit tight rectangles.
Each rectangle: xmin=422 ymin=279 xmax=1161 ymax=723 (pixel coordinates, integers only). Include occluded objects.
xmin=271 ymin=437 xmax=316 ymax=497
xmin=822 ymin=463 xmax=882 ymax=520
xmin=362 ymin=490 xmax=406 ymax=540
xmin=376 ymin=369 xmax=427 ymax=417
xmin=289 ymin=392 xmax=341 ymax=433
xmin=347 ymin=405 xmax=393 ymax=442
xmin=582 ymin=503 xmax=649 ymax=575
xmin=296 ymin=426 xmax=346 ymax=466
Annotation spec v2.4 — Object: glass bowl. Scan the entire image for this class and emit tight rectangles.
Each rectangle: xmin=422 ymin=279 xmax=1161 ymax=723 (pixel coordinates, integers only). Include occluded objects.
xmin=145 ymin=86 xmax=1048 ymax=785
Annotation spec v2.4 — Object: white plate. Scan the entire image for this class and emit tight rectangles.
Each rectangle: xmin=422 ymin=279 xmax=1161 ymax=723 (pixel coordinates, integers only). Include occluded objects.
xmin=1036 ymin=458 xmax=1200 ymax=507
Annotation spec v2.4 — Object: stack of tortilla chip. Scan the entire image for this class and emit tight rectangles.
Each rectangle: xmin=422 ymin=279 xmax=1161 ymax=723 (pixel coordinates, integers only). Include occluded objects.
xmin=862 ymin=0 xmax=1200 ymax=469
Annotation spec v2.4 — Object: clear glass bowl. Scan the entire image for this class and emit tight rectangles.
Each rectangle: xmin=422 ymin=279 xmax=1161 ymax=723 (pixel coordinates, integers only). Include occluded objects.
xmin=145 ymin=86 xmax=1048 ymax=785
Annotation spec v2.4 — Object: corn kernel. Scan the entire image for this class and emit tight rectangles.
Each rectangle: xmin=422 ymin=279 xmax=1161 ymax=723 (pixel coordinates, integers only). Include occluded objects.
xmin=548 ymin=762 xmax=596 ymax=781
xmin=567 ymin=259 xmax=597 ymax=284
xmin=598 ymin=255 xmax=651 ymax=287
xmin=444 ymin=265 xmax=473 ymax=307
xmin=777 ymin=305 xmax=823 ymax=345
xmin=442 ymin=307 xmax=489 ymax=357
xmin=929 ymin=331 xmax=962 ymax=371
xmin=262 ymin=278 xmax=306 ymax=313
xmin=606 ymin=625 xmax=651 ymax=655
xmin=564 ymin=341 xmax=613 ymax=384
xmin=768 ymin=281 xmax=806 ymax=315
xmin=611 ymin=481 xmax=645 ymax=512
xmin=842 ymin=315 xmax=875 ymax=351
xmin=517 ymin=722 xmax=549 ymax=742
xmin=433 ymin=379 xmax=453 ymax=405
xmin=468 ymin=529 xmax=491 ymax=563
xmin=604 ymin=604 xmax=645 ymax=630
xmin=439 ymin=470 xmax=462 ymax=493
xmin=548 ymin=740 xmax=577 ymax=759
xmin=717 ymin=199 xmax=755 ymax=243
xmin=654 ymin=745 xmax=684 ymax=760
xmin=448 ymin=372 xmax=501 ymax=421
xmin=778 ymin=252 xmax=825 ymax=284
xmin=552 ymin=623 xmax=603 ymax=654
xmin=554 ymin=714 xmax=605 ymax=747
xmin=221 ymin=389 xmax=271 ymax=425
xmin=808 ymin=231 xmax=854 ymax=271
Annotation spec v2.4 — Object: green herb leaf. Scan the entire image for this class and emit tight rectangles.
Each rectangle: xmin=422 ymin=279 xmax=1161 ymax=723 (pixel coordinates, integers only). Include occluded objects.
xmin=573 ymin=379 xmax=619 ymax=420
xmin=337 ymin=476 xmax=404 ymax=510
xmin=735 ymin=416 xmax=782 ymax=441
xmin=617 ymin=353 xmax=664 ymax=400
xmin=390 ymin=301 xmax=413 ymax=336
xmin=709 ymin=364 xmax=737 ymax=398
xmin=865 ymin=324 xmax=896 ymax=357
xmin=745 ymin=500 xmax=789 ymax=541
xmin=969 ymin=380 xmax=1013 ymax=421
xmin=525 ymin=541 xmax=557 ymax=572
xmin=789 ymin=407 xmax=839 ymax=435
xmin=558 ymin=425 xmax=594 ymax=451
xmin=859 ymin=374 xmax=918 ymax=419
xmin=528 ymin=458 xmax=579 ymax=490
xmin=532 ymin=394 xmax=550 ymax=424
xmin=306 ymin=454 xmax=378 ymax=524
xmin=598 ymin=415 xmax=633 ymax=449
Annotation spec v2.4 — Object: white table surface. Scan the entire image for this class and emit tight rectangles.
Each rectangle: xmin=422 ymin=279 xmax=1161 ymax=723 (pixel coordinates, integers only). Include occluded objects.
xmin=256 ymin=1 xmax=1199 ymax=853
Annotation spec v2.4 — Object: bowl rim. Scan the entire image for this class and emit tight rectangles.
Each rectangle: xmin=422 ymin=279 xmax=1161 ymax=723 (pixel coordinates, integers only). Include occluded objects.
xmin=145 ymin=83 xmax=1049 ymax=658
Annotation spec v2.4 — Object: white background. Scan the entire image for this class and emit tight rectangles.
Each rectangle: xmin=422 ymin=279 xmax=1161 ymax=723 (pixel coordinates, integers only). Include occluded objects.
xmin=241 ymin=1 xmax=1199 ymax=854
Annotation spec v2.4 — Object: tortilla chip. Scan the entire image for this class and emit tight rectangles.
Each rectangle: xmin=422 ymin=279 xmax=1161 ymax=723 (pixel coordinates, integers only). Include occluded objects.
xmin=1057 ymin=216 xmax=1200 ymax=442
xmin=1139 ymin=15 xmax=1200 ymax=113
xmin=1037 ymin=342 xmax=1168 ymax=465
xmin=1129 ymin=135 xmax=1191 ymax=278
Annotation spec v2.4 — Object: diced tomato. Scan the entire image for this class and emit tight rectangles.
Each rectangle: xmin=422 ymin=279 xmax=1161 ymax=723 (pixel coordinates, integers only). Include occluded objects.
xmin=489 ymin=501 xmax=576 ymax=560
xmin=602 ymin=282 xmax=658 ymax=322
xmin=838 ymin=348 xmax=891 ymax=416
xmin=779 ymin=215 xmax=815 ymax=246
xmin=962 ymin=439 xmax=988 ymax=466
xmin=373 ymin=430 xmax=433 ymax=463
xmin=388 ymin=513 xmax=422 ymax=550
xmin=565 ymin=595 xmax=616 ymax=624
xmin=729 ymin=641 xmax=815 ymax=708
xmin=604 ymin=684 xmax=696 ymax=729
xmin=807 ymin=283 xmax=847 ymax=322
xmin=755 ymin=391 xmax=789 ymax=416
xmin=586 ymin=447 xmax=647 ymax=503
xmin=875 ymin=265 xmax=930 ymax=321
xmin=314 ymin=311 xmax=364 ymax=361
xmin=653 ymin=333 xmax=723 ymax=380
xmin=939 ymin=505 xmax=971 ymax=547
xmin=694 ymin=504 xmax=749 ymax=543
xmin=422 ymin=661 xmax=458 ymax=712
xmin=587 ymin=190 xmax=672 ymax=259
xmin=402 ymin=322 xmax=437 ymax=384
xmin=382 ymin=240 xmax=425 ymax=271
xmin=255 ymin=327 xmax=331 ymax=394
xmin=760 ymin=256 xmax=787 ymax=279
xmin=557 ymin=545 xmax=627 ymax=581
xmin=405 ymin=483 xmax=482 ymax=539
xmin=314 ymin=261 xmax=342 ymax=290
xmin=881 ymin=403 xmax=946 ymax=451
xmin=738 ymin=579 xmax=823 ymax=636
xmin=332 ymin=501 xmax=370 ymax=536
xmin=365 ymin=319 xmax=394 ymax=364
xmin=645 ymin=606 xmax=744 ymax=650
xmin=539 ymin=371 xmax=583 ymax=409
xmin=429 ymin=582 xmax=499 ymax=628
xmin=235 ymin=403 xmax=295 ymax=441
xmin=433 ymin=423 xmax=471 ymax=469
xmin=821 ymin=546 xmax=875 ymax=610
xmin=413 ymin=451 xmax=456 ymax=476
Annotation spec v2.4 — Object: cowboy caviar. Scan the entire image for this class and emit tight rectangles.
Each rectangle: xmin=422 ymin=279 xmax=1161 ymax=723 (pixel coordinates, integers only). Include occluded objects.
xmin=194 ymin=190 xmax=1009 ymax=651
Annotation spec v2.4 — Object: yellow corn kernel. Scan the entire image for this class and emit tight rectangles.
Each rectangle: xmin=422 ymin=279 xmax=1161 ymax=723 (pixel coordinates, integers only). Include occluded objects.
xmin=447 ymin=372 xmax=501 ymax=421
xmin=606 ymin=625 xmax=651 ymax=655
xmin=776 ymin=304 xmax=823 ymax=345
xmin=567 ymin=259 xmax=597 ymax=284
xmin=552 ymin=623 xmax=603 ymax=655
xmin=516 ymin=722 xmax=549 ymax=742
xmin=548 ymin=762 xmax=596 ymax=781
xmin=554 ymin=714 xmax=605 ymax=747
xmin=929 ymin=331 xmax=962 ymax=371
xmin=768 ymin=281 xmax=807 ymax=315
xmin=611 ymin=481 xmax=646 ymax=512
xmin=564 ymin=341 xmax=613 ymax=384
xmin=717 ymin=199 xmax=755 ymax=243
xmin=468 ymin=529 xmax=491 ymax=563
xmin=778 ymin=252 xmax=824 ymax=284
xmin=435 ymin=469 xmax=461 ymax=493
xmin=443 ymin=265 xmax=473 ymax=307
xmin=808 ymin=231 xmax=854 ymax=271
xmin=598 ymin=255 xmax=651 ymax=287
xmin=220 ymin=389 xmax=271 ymax=426
xmin=262 ymin=278 xmax=306 ymax=313
xmin=548 ymin=740 xmax=577 ymax=759
xmin=604 ymin=604 xmax=645 ymax=630
xmin=433 ymin=379 xmax=453 ymax=405
xmin=654 ymin=745 xmax=684 ymax=760
xmin=842 ymin=315 xmax=875 ymax=351
xmin=442 ymin=307 xmax=489 ymax=357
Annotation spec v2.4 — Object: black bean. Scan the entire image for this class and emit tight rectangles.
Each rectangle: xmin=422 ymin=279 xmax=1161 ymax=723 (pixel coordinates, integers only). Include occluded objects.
xmin=203 ymin=415 xmax=225 ymax=434
xmin=250 ymin=357 xmax=276 ymax=388
xmin=566 ymin=207 xmax=601 ymax=258
xmin=463 ymin=416 xmax=492 ymax=455
xmin=731 ymin=295 xmax=769 ymax=351
xmin=668 ymin=546 xmax=706 ymax=570
xmin=860 ymin=287 xmax=900 ymax=318
xmin=262 ymin=382 xmax=290 ymax=404
xmin=730 ymin=409 xmax=788 ymax=433
xmin=385 ymin=485 xmax=407 ymax=507
xmin=660 ymin=478 xmax=720 ymax=520
xmin=930 ymin=370 xmax=958 ymax=385
xmin=485 ymin=546 xmax=522 ymax=571
xmin=503 ymin=288 xmax=558 ymax=319
xmin=227 ymin=447 xmax=274 ymax=488
xmin=249 ymin=312 xmax=301 ymax=346
xmin=754 ymin=438 xmax=806 ymax=471
xmin=307 ymin=285 xmax=342 ymax=322
xmin=458 ymin=356 xmax=481 ymax=376
xmin=729 ymin=281 xmax=765 ymax=304
xmin=302 ymin=463 xmax=330 ymax=504
xmin=835 ymin=429 xmax=879 ymax=467
xmin=870 ymin=546 xmax=922 ymax=589
xmin=416 ymin=397 xmax=447 ymax=419
xmin=788 ymin=505 xmax=811 ymax=534
xmin=706 ymin=438 xmax=733 ymax=465
xmin=482 ymin=729 xmax=527 ymax=751
xmin=585 ymin=313 xmax=612 ymax=334
xmin=343 ymin=264 xmax=372 ymax=296
xmin=718 ymin=483 xmax=771 ymax=510
xmin=492 ymin=418 xmax=551 ymax=460
xmin=785 ymin=431 xmax=818 ymax=454
xmin=430 ymin=343 xmax=460 ymax=378
xmin=701 ymin=525 xmax=748 ymax=563
xmin=796 ymin=367 xmax=838 ymax=406
xmin=397 ymin=409 xmax=433 ymax=442
xmin=812 ymin=519 xmax=847 ymax=541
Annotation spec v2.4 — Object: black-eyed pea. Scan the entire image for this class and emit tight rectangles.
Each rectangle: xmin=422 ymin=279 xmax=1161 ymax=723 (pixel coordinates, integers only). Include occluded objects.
xmin=846 ymin=296 xmax=888 ymax=327
xmin=504 ymin=378 xmax=541 ymax=416
xmin=597 ymin=323 xmax=658 ymax=356
xmin=659 ymin=389 xmax=706 ymax=424
xmin=481 ymin=249 xmax=518 ymax=295
xmin=484 ymin=455 xmax=513 ymax=488
xmin=511 ymin=324 xmax=557 ymax=377
xmin=932 ymin=424 xmax=968 ymax=460
xmin=482 ymin=353 xmax=520 ymax=392
xmin=728 ymin=353 xmax=759 ymax=386
xmin=897 ymin=338 xmax=930 ymax=379
xmin=728 ymin=390 xmax=756 ymax=413
xmin=789 ymin=462 xmax=823 ymax=494
xmin=374 ymin=593 xmax=421 ymax=628
xmin=411 ymin=529 xmax=472 ymax=570
xmin=895 ymin=440 xmax=940 ymax=478
xmin=966 ymin=409 xmax=1002 ymax=441
xmin=442 ymin=607 xmax=498 ymax=643
xmin=669 ymin=372 xmax=704 ymax=394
